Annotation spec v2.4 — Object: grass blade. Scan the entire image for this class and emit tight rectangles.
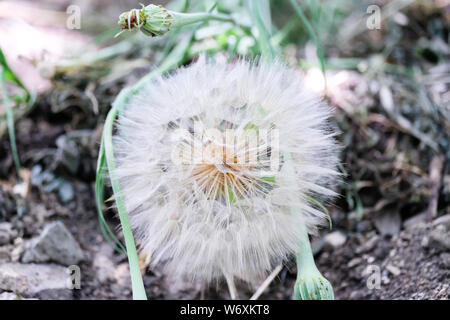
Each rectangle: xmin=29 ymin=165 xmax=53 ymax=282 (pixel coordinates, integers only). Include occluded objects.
xmin=95 ymin=136 xmax=127 ymax=254
xmin=247 ymin=0 xmax=275 ymax=61
xmin=306 ymin=196 xmax=332 ymax=229
xmin=0 ymin=66 xmax=22 ymax=180
xmin=289 ymin=0 xmax=326 ymax=80
xmin=0 ymin=49 xmax=30 ymax=101
xmin=0 ymin=48 xmax=35 ymax=181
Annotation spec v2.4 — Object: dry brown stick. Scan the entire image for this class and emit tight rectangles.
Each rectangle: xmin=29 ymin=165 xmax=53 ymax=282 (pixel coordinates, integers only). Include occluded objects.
xmin=426 ymin=155 xmax=445 ymax=222
xmin=250 ymin=264 xmax=283 ymax=300
xmin=225 ymin=273 xmax=239 ymax=300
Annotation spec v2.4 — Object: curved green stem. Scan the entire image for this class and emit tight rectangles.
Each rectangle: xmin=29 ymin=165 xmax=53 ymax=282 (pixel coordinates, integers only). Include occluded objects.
xmin=173 ymin=12 xmax=234 ymax=26
xmin=247 ymin=0 xmax=275 ymax=62
xmin=295 ymin=222 xmax=316 ymax=275
xmin=104 ymin=102 xmax=146 ymax=300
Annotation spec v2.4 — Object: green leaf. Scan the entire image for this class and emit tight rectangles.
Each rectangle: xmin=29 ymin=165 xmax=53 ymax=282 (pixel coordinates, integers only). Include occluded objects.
xmin=0 ymin=48 xmax=31 ymax=102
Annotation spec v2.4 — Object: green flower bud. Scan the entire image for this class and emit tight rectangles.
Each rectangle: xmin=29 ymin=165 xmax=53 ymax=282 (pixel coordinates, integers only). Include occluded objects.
xmin=294 ymin=267 xmax=334 ymax=300
xmin=116 ymin=4 xmax=235 ymax=38
xmin=117 ymin=4 xmax=173 ymax=37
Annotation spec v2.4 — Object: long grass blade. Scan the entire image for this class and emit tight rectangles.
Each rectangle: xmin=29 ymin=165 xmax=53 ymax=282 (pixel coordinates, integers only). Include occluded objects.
xmin=0 ymin=48 xmax=35 ymax=181
xmin=289 ymin=0 xmax=326 ymax=80
xmin=247 ymin=0 xmax=275 ymax=62
xmin=95 ymin=136 xmax=127 ymax=254
xmin=0 ymin=49 xmax=30 ymax=101
xmin=0 ymin=66 xmax=22 ymax=180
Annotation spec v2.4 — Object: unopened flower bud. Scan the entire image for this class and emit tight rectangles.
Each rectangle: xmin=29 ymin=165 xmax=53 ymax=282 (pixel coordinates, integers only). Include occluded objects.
xmin=294 ymin=268 xmax=334 ymax=300
xmin=117 ymin=4 xmax=173 ymax=37
xmin=116 ymin=4 xmax=234 ymax=38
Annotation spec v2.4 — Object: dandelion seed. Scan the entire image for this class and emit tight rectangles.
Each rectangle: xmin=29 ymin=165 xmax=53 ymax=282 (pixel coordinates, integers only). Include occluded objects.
xmin=113 ymin=57 xmax=339 ymax=284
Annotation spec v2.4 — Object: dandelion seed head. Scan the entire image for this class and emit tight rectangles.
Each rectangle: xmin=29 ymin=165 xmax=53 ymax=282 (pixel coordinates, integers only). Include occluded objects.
xmin=113 ymin=57 xmax=340 ymax=284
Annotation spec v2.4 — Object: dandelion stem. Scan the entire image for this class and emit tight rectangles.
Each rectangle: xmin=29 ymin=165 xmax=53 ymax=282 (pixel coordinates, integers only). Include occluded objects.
xmin=295 ymin=223 xmax=316 ymax=275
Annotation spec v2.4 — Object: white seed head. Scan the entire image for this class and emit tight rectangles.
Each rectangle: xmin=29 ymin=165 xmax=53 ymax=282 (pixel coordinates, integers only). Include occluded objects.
xmin=113 ymin=57 xmax=340 ymax=284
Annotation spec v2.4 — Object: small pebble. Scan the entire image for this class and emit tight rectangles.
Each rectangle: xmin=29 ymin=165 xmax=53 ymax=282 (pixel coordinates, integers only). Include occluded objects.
xmin=386 ymin=264 xmax=401 ymax=276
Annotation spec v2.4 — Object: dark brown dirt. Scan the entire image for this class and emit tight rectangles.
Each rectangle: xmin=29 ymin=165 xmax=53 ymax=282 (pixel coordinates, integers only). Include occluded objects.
xmin=2 ymin=164 xmax=448 ymax=300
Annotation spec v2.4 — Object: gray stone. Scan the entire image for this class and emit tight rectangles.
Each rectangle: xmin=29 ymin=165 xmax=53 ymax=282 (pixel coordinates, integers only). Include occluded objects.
xmin=349 ymin=290 xmax=366 ymax=300
xmin=0 ymin=292 xmax=20 ymax=300
xmin=356 ymin=235 xmax=379 ymax=254
xmin=93 ymin=244 xmax=116 ymax=283
xmin=323 ymin=231 xmax=347 ymax=250
xmin=0 ymin=246 xmax=11 ymax=261
xmin=374 ymin=211 xmax=401 ymax=236
xmin=35 ymin=288 xmax=73 ymax=300
xmin=0 ymin=263 xmax=70 ymax=297
xmin=347 ymin=257 xmax=363 ymax=268
xmin=0 ymin=291 xmax=34 ymax=300
xmin=0 ymin=223 xmax=17 ymax=245
xmin=10 ymin=237 xmax=24 ymax=262
xmin=386 ymin=264 xmax=401 ymax=276
xmin=421 ymin=236 xmax=429 ymax=248
xmin=22 ymin=221 xmax=83 ymax=265
xmin=31 ymin=166 xmax=75 ymax=204
xmin=433 ymin=214 xmax=450 ymax=230
xmin=403 ymin=213 xmax=427 ymax=230
xmin=440 ymin=253 xmax=450 ymax=269
xmin=58 ymin=181 xmax=75 ymax=204
xmin=428 ymin=229 xmax=450 ymax=252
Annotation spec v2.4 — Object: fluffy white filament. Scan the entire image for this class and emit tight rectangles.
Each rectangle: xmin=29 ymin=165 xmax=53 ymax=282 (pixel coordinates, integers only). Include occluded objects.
xmin=113 ymin=57 xmax=339 ymax=284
